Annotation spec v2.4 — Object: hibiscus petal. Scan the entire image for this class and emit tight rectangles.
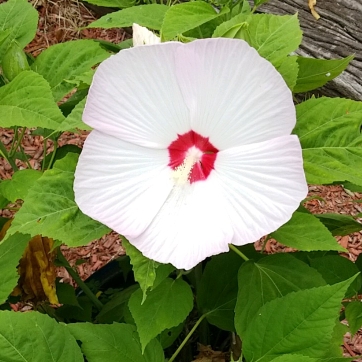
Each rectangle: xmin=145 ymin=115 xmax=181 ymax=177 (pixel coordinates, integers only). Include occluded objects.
xmin=83 ymin=43 xmax=190 ymax=148
xmin=132 ymin=23 xmax=160 ymax=46
xmin=175 ymin=38 xmax=295 ymax=150
xmin=130 ymin=176 xmax=234 ymax=270
xmin=74 ymin=130 xmax=173 ymax=237
xmin=214 ymin=135 xmax=308 ymax=244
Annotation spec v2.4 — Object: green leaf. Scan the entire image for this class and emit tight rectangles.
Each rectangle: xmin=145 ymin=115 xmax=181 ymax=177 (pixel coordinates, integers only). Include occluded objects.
xmin=58 ymin=97 xmax=92 ymax=132
xmin=213 ymin=13 xmax=302 ymax=66
xmin=162 ymin=1 xmax=227 ymax=41
xmin=0 ymin=169 xmax=42 ymax=202
xmin=294 ymin=56 xmax=353 ymax=93
xmin=96 ymin=285 xmax=139 ymax=323
xmin=271 ymin=212 xmax=345 ymax=252
xmin=123 ymin=239 xmax=174 ymax=303
xmin=0 ymin=232 xmax=30 ymax=304
xmin=56 ymin=280 xmax=81 ymax=307
xmin=0 ymin=311 xmax=83 ymax=361
xmin=67 ymin=322 xmax=164 ymax=361
xmin=6 ymin=153 xmax=110 ymax=246
xmin=315 ymin=213 xmax=362 ymax=236
xmin=0 ymin=0 xmax=38 ymax=55
xmin=294 ymin=97 xmax=362 ymax=185
xmin=269 ymin=356 xmax=318 ymax=362
xmin=31 ymin=40 xmax=110 ymax=101
xmin=345 ymin=301 xmax=362 ymax=335
xmin=197 ymin=250 xmax=244 ymax=331
xmin=88 ymin=4 xmax=168 ymax=31
xmin=309 ymin=255 xmax=361 ymax=298
xmin=242 ymin=276 xmax=358 ymax=361
xmin=235 ymin=253 xmax=326 ymax=338
xmin=83 ymin=0 xmax=135 ymax=8
xmin=129 ymin=278 xmax=193 ymax=352
xmin=275 ymin=56 xmax=299 ymax=90
xmin=0 ymin=70 xmax=65 ymax=129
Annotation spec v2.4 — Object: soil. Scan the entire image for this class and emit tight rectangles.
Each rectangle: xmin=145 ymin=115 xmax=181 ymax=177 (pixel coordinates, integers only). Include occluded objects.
xmin=0 ymin=0 xmax=361 ymax=359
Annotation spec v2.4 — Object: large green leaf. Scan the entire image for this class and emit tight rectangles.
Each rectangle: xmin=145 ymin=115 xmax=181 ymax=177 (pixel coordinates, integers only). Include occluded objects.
xmin=123 ymin=239 xmax=174 ymax=303
xmin=0 ymin=70 xmax=65 ymax=129
xmin=88 ymin=4 xmax=168 ymax=30
xmin=242 ymin=276 xmax=357 ymax=362
xmin=213 ymin=13 xmax=302 ymax=66
xmin=0 ymin=311 xmax=83 ymax=361
xmin=0 ymin=232 xmax=30 ymax=304
xmin=309 ymin=255 xmax=361 ymax=298
xmin=197 ymin=250 xmax=244 ymax=331
xmin=128 ymin=278 xmax=193 ymax=352
xmin=162 ymin=1 xmax=227 ymax=41
xmin=6 ymin=153 xmax=110 ymax=246
xmin=0 ymin=0 xmax=38 ymax=55
xmin=275 ymin=56 xmax=299 ymax=90
xmin=235 ymin=253 xmax=326 ymax=338
xmin=294 ymin=55 xmax=353 ymax=93
xmin=294 ymin=97 xmax=362 ymax=185
xmin=67 ymin=322 xmax=164 ymax=362
xmin=31 ymin=40 xmax=110 ymax=101
xmin=315 ymin=213 xmax=362 ymax=236
xmin=0 ymin=169 xmax=42 ymax=202
xmin=271 ymin=212 xmax=345 ymax=252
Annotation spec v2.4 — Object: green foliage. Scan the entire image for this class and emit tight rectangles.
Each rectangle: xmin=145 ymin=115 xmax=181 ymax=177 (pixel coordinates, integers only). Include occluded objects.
xmin=213 ymin=13 xmax=302 ymax=66
xmin=241 ymin=276 xmax=357 ymax=361
xmin=82 ymin=0 xmax=135 ymax=8
xmin=0 ymin=169 xmax=42 ymax=202
xmin=345 ymin=301 xmax=362 ymax=335
xmin=67 ymin=322 xmax=164 ymax=361
xmin=6 ymin=153 xmax=110 ymax=246
xmin=271 ymin=212 xmax=345 ymax=251
xmin=31 ymin=40 xmax=110 ymax=102
xmin=88 ymin=4 xmax=168 ymax=30
xmin=0 ymin=310 xmax=83 ymax=361
xmin=197 ymin=250 xmax=244 ymax=331
xmin=161 ymin=1 xmax=228 ymax=41
xmin=0 ymin=0 xmax=38 ymax=56
xmin=0 ymin=232 xmax=30 ymax=304
xmin=294 ymin=55 xmax=353 ymax=93
xmin=295 ymin=97 xmax=362 ymax=185
xmin=123 ymin=239 xmax=174 ymax=303
xmin=1 ymin=40 xmax=30 ymax=81
xmin=275 ymin=56 xmax=299 ymax=90
xmin=128 ymin=278 xmax=193 ymax=351
xmin=0 ymin=70 xmax=65 ymax=129
xmin=309 ymin=255 xmax=361 ymax=297
xmin=235 ymin=253 xmax=326 ymax=338
xmin=315 ymin=213 xmax=362 ymax=236
xmin=58 ymin=97 xmax=92 ymax=132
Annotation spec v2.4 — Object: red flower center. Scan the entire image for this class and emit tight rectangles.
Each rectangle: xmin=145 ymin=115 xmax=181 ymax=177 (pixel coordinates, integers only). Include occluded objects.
xmin=168 ymin=130 xmax=218 ymax=184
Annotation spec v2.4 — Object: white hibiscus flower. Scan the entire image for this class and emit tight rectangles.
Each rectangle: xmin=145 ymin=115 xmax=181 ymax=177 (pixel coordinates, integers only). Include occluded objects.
xmin=74 ymin=37 xmax=308 ymax=270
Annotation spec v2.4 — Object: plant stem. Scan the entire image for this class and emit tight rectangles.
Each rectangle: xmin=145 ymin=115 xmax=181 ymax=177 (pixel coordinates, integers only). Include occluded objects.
xmin=0 ymin=141 xmax=18 ymax=171
xmin=57 ymin=248 xmax=104 ymax=311
xmin=169 ymin=314 xmax=207 ymax=362
xmin=41 ymin=138 xmax=47 ymax=171
xmin=229 ymin=244 xmax=249 ymax=261
xmin=47 ymin=141 xmax=58 ymax=169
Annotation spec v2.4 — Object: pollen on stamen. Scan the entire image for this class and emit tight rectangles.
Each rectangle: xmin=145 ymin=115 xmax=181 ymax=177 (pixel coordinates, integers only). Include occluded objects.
xmin=172 ymin=148 xmax=202 ymax=186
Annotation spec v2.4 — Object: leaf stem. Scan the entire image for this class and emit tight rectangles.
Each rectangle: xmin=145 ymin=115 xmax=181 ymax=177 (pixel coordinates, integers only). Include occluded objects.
xmin=0 ymin=141 xmax=18 ymax=171
xmin=229 ymin=244 xmax=249 ymax=261
xmin=56 ymin=248 xmax=104 ymax=311
xmin=169 ymin=314 xmax=207 ymax=362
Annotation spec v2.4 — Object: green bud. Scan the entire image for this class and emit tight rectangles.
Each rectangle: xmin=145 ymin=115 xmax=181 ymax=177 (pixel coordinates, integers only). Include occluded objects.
xmin=1 ymin=40 xmax=30 ymax=81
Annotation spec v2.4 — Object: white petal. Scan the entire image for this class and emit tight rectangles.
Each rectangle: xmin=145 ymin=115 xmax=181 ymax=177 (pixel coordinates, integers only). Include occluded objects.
xmin=83 ymin=43 xmax=190 ymax=148
xmin=132 ymin=23 xmax=160 ymax=46
xmin=175 ymin=38 xmax=295 ymax=150
xmin=74 ymin=130 xmax=173 ymax=237
xmin=215 ymin=135 xmax=308 ymax=244
xmin=130 ymin=177 xmax=234 ymax=270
